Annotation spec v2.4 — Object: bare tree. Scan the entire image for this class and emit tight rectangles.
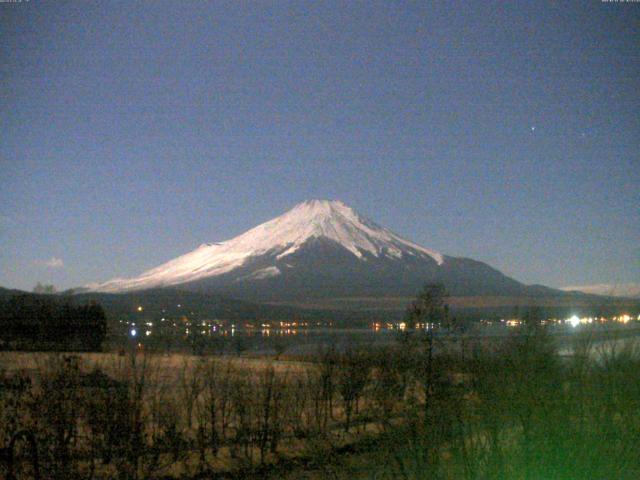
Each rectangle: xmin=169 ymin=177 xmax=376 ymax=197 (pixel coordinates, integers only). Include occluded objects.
xmin=335 ymin=348 xmax=370 ymax=432
xmin=178 ymin=358 xmax=204 ymax=430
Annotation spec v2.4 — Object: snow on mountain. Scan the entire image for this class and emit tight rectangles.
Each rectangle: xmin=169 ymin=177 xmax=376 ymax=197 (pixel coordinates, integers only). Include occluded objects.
xmin=561 ymin=283 xmax=640 ymax=298
xmin=87 ymin=200 xmax=444 ymax=293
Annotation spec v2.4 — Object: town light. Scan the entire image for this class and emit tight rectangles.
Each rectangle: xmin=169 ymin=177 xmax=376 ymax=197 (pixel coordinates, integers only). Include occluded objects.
xmin=568 ymin=315 xmax=580 ymax=328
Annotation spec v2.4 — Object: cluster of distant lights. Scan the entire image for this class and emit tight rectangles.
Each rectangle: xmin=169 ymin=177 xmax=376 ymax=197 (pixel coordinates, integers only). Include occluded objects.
xmin=126 ymin=305 xmax=638 ymax=338
xmin=495 ymin=314 xmax=637 ymax=328
xmin=129 ymin=319 xmax=218 ymax=338
xmin=126 ymin=305 xmax=334 ymax=338
xmin=395 ymin=322 xmax=437 ymax=331
xmin=565 ymin=314 xmax=635 ymax=327
xmin=387 ymin=314 xmax=639 ymax=331
xmin=129 ymin=327 xmax=152 ymax=337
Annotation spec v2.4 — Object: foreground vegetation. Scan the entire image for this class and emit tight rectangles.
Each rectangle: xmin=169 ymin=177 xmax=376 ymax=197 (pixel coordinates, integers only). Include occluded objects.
xmin=1 ymin=322 xmax=639 ymax=479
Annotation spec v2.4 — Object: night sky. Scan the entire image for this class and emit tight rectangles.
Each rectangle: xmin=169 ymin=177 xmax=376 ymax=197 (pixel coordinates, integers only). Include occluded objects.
xmin=1 ymin=1 xmax=638 ymax=292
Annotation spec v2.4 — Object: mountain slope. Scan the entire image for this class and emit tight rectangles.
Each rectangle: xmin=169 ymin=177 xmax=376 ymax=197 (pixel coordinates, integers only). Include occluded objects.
xmin=87 ymin=199 xmax=562 ymax=300
xmin=87 ymin=200 xmax=443 ymax=293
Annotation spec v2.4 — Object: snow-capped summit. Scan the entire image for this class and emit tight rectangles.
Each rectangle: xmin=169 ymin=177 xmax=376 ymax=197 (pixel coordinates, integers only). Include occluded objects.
xmin=87 ymin=200 xmax=444 ymax=293
xmin=233 ymin=199 xmax=443 ymax=263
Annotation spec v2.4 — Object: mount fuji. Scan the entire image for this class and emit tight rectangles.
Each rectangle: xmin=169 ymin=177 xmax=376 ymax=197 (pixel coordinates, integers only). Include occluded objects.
xmin=86 ymin=200 xmax=558 ymax=302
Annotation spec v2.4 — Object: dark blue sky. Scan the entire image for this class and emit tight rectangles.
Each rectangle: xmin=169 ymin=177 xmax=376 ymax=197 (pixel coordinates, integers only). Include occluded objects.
xmin=1 ymin=1 xmax=638 ymax=291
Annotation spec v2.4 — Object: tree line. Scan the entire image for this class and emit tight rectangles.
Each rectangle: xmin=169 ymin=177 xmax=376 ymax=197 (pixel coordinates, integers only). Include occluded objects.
xmin=0 ymin=294 xmax=107 ymax=351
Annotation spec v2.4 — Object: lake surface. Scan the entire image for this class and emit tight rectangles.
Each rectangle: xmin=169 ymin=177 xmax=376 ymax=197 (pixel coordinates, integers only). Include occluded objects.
xmin=228 ymin=323 xmax=640 ymax=357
